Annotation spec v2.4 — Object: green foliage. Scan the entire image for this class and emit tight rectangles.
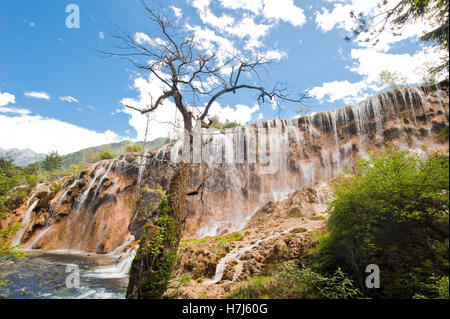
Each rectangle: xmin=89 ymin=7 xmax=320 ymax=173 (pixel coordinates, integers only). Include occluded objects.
xmin=378 ymin=70 xmax=409 ymax=91
xmin=0 ymin=223 xmax=27 ymax=259
xmin=137 ymin=197 xmax=177 ymax=298
xmin=180 ymin=273 xmax=192 ymax=284
xmin=227 ymin=264 xmax=361 ymax=299
xmin=215 ymin=232 xmax=243 ymax=256
xmin=41 ymin=151 xmax=62 ymax=172
xmin=209 ymin=115 xmax=240 ymax=130
xmin=314 ymin=147 xmax=449 ymax=298
xmin=0 ymin=158 xmax=38 ymax=218
xmin=125 ymin=144 xmax=142 ymax=153
xmin=95 ymin=150 xmax=115 ymax=161
xmin=414 ymin=275 xmax=450 ymax=299
xmin=440 ymin=123 xmax=449 ymax=141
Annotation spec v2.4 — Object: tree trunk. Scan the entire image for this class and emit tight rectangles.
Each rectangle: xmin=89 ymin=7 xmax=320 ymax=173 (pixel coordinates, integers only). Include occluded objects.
xmin=126 ymin=163 xmax=188 ymax=299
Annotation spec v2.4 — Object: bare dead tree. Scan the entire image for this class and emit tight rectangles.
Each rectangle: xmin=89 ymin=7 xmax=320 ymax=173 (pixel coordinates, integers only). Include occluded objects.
xmin=100 ymin=0 xmax=308 ymax=299
xmin=100 ymin=0 xmax=308 ymax=142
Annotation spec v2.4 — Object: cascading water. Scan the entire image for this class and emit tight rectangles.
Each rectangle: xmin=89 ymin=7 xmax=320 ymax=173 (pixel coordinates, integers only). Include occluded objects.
xmin=174 ymin=85 xmax=448 ymax=238
xmin=12 ymin=199 xmax=39 ymax=246
xmin=15 ymin=83 xmax=449 ymax=251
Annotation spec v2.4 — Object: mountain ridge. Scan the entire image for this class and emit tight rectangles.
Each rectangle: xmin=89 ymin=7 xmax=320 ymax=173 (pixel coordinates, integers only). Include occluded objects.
xmin=0 ymin=137 xmax=170 ymax=168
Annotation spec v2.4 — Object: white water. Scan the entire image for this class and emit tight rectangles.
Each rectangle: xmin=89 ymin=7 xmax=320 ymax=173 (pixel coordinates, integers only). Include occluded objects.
xmin=91 ymin=158 xmax=117 ymax=201
xmin=204 ymin=230 xmax=290 ymax=285
xmin=75 ymin=162 xmax=107 ymax=214
xmin=84 ymin=248 xmax=137 ymax=279
xmin=25 ymin=225 xmax=53 ymax=250
xmin=12 ymin=199 xmax=39 ymax=246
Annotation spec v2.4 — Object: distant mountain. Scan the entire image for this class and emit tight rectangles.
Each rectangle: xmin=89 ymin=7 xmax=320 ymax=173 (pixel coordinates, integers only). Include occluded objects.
xmin=60 ymin=137 xmax=170 ymax=170
xmin=0 ymin=147 xmax=46 ymax=167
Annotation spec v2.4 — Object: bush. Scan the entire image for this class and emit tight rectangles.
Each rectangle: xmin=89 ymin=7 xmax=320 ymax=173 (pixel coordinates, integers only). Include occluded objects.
xmin=209 ymin=115 xmax=239 ymax=130
xmin=126 ymin=144 xmax=142 ymax=153
xmin=41 ymin=151 xmax=62 ymax=172
xmin=96 ymin=150 xmax=115 ymax=161
xmin=227 ymin=265 xmax=361 ymax=299
xmin=313 ymin=146 xmax=449 ymax=298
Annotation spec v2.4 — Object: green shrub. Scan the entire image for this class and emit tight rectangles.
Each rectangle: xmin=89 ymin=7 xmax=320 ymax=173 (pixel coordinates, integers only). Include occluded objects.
xmin=313 ymin=146 xmax=449 ymax=298
xmin=125 ymin=144 xmax=142 ymax=153
xmin=96 ymin=150 xmax=115 ymax=161
xmin=227 ymin=265 xmax=361 ymax=299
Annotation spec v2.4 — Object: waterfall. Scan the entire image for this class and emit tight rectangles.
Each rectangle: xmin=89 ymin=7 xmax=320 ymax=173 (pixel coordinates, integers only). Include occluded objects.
xmin=25 ymin=226 xmax=52 ymax=250
xmin=59 ymin=171 xmax=83 ymax=206
xmin=14 ymin=83 xmax=447 ymax=252
xmin=75 ymin=162 xmax=107 ymax=214
xmin=92 ymin=158 xmax=117 ymax=201
xmin=185 ymin=84 xmax=448 ymax=238
xmin=204 ymin=229 xmax=293 ymax=284
xmin=12 ymin=199 xmax=39 ymax=246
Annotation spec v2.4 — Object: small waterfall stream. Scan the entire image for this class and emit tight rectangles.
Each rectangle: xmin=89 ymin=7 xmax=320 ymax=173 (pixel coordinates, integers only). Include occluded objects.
xmin=204 ymin=229 xmax=294 ymax=285
xmin=12 ymin=199 xmax=39 ymax=246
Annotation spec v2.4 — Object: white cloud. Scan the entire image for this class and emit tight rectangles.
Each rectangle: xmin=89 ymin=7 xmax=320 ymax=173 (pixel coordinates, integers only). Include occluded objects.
xmin=315 ymin=0 xmax=379 ymax=33
xmin=59 ymin=96 xmax=79 ymax=103
xmin=349 ymin=46 xmax=446 ymax=84
xmin=134 ymin=32 xmax=168 ymax=47
xmin=219 ymin=0 xmax=263 ymax=14
xmin=224 ymin=16 xmax=271 ymax=47
xmin=309 ymin=44 xmax=446 ymax=104
xmin=0 ymin=91 xmax=15 ymax=106
xmin=0 ymin=106 xmax=31 ymax=115
xmin=29 ymin=21 xmax=35 ymax=27
xmin=310 ymin=0 xmax=446 ymax=104
xmin=314 ymin=0 xmax=434 ymax=52
xmin=193 ymin=102 xmax=260 ymax=124
xmin=262 ymin=0 xmax=306 ymax=27
xmin=121 ymin=72 xmax=260 ymax=141
xmin=170 ymin=6 xmax=182 ymax=18
xmin=0 ymin=113 xmax=122 ymax=155
xmin=309 ymin=79 xmax=375 ymax=104
xmin=189 ymin=0 xmax=305 ymax=52
xmin=24 ymin=91 xmax=50 ymax=100
xmin=134 ymin=32 xmax=151 ymax=45
xmin=218 ymin=0 xmax=306 ymax=27
xmin=120 ymin=75 xmax=182 ymax=141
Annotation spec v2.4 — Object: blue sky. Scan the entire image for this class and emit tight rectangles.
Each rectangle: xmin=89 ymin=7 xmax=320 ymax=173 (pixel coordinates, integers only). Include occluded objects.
xmin=0 ymin=0 xmax=444 ymax=154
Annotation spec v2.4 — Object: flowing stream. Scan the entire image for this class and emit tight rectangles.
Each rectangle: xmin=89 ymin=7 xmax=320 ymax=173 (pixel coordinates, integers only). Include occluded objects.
xmin=0 ymin=251 xmax=133 ymax=299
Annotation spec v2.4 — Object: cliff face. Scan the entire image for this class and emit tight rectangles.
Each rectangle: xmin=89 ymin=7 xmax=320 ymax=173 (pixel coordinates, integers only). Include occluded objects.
xmin=4 ymin=82 xmax=449 ymax=255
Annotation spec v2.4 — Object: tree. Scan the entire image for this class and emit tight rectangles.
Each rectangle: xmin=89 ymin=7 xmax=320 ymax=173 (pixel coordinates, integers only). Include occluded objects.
xmin=125 ymin=144 xmax=143 ymax=153
xmin=377 ymin=69 xmax=409 ymax=90
xmin=349 ymin=0 xmax=449 ymax=76
xmin=209 ymin=115 xmax=239 ymax=130
xmin=101 ymin=1 xmax=307 ymax=299
xmin=101 ymin=1 xmax=307 ymax=142
xmin=314 ymin=147 xmax=449 ymax=298
xmin=296 ymin=105 xmax=312 ymax=117
xmin=41 ymin=151 xmax=62 ymax=172
xmin=95 ymin=150 xmax=115 ymax=162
